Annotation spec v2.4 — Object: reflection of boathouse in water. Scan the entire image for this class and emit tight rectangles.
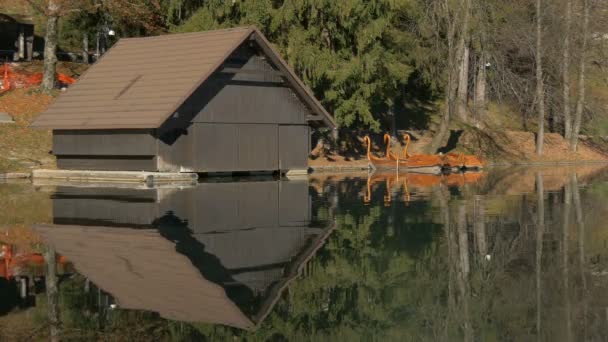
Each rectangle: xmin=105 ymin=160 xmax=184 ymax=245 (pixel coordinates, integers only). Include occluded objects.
xmin=35 ymin=179 xmax=333 ymax=329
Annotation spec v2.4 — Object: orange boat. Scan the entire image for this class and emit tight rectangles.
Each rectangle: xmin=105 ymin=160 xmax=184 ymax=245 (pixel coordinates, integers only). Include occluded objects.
xmin=444 ymin=153 xmax=484 ymax=170
xmin=384 ymin=133 xmax=400 ymax=161
xmin=444 ymin=153 xmax=465 ymax=169
xmin=364 ymin=136 xmax=443 ymax=174
xmin=400 ymin=134 xmax=445 ymax=169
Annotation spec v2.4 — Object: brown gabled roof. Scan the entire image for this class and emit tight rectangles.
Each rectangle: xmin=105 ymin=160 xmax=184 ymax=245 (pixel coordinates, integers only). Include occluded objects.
xmin=31 ymin=26 xmax=336 ymax=130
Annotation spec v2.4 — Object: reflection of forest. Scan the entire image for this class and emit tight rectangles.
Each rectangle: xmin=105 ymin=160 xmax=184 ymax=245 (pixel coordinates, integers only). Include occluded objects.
xmin=1 ymin=165 xmax=608 ymax=340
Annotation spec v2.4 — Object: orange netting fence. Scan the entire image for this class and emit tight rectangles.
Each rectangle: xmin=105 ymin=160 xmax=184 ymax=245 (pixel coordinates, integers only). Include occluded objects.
xmin=0 ymin=63 xmax=76 ymax=94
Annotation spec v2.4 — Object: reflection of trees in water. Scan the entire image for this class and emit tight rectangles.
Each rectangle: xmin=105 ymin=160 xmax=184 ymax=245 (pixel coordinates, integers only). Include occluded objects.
xmin=292 ymin=171 xmax=605 ymax=341
xmin=13 ymin=171 xmax=608 ymax=340
xmin=44 ymin=246 xmax=60 ymax=342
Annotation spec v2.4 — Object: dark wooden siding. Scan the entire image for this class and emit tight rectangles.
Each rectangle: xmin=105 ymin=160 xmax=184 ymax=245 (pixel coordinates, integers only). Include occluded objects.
xmin=192 ymin=78 xmax=309 ymax=124
xmin=56 ymin=156 xmax=157 ymax=171
xmin=187 ymin=181 xmax=280 ymax=233
xmin=53 ymin=130 xmax=156 ymax=156
xmin=52 ymin=187 xmax=158 ymax=226
xmin=187 ymin=45 xmax=310 ymax=125
xmin=192 ymin=123 xmax=279 ymax=172
xmin=50 ymin=179 xmax=311 ymax=234
xmin=193 ymin=123 xmax=238 ymax=172
xmin=279 ymin=125 xmax=309 ymax=171
xmin=279 ymin=180 xmax=310 ymax=226
xmin=236 ymin=124 xmax=278 ymax=171
xmin=156 ymin=128 xmax=195 ymax=172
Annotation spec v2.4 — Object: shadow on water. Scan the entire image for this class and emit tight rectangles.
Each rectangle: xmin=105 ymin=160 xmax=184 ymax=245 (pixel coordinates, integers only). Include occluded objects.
xmin=152 ymin=212 xmax=258 ymax=315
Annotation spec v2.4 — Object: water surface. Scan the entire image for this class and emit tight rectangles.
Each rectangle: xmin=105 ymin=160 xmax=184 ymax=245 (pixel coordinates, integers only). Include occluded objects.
xmin=1 ymin=165 xmax=608 ymax=341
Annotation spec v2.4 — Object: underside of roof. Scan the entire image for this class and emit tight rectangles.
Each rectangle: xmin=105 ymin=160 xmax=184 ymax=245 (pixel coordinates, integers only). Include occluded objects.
xmin=31 ymin=27 xmax=336 ymax=130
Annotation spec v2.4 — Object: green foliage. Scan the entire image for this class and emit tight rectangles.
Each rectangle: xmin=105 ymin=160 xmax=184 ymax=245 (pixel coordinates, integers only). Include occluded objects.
xmin=176 ymin=0 xmax=419 ymax=131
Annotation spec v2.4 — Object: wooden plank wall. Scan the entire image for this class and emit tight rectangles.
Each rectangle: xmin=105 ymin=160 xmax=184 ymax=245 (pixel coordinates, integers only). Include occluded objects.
xmin=56 ymin=156 xmax=158 ymax=171
xmin=158 ymin=44 xmax=312 ymax=173
xmin=54 ymin=129 xmax=158 ymax=171
xmin=53 ymin=130 xmax=157 ymax=156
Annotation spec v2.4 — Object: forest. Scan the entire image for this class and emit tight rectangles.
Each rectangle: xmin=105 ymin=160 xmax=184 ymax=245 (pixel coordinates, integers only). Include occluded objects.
xmin=3 ymin=0 xmax=608 ymax=156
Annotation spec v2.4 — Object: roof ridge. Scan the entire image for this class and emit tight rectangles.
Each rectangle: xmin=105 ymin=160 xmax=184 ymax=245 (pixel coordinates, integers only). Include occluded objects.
xmin=119 ymin=26 xmax=256 ymax=41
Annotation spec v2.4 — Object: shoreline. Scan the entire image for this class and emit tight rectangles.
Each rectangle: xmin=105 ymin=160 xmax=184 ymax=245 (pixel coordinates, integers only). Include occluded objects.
xmin=1 ymin=160 xmax=607 ymax=182
xmin=308 ymin=159 xmax=608 ymax=173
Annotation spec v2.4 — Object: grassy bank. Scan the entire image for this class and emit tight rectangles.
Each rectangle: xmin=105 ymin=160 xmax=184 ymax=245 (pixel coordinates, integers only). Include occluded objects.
xmin=0 ymin=89 xmax=54 ymax=173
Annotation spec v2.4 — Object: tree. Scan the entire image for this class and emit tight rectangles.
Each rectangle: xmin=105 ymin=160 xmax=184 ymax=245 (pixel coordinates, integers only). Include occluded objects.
xmin=535 ymin=0 xmax=545 ymax=155
xmin=562 ymin=0 xmax=573 ymax=140
xmin=177 ymin=0 xmax=417 ymax=131
xmin=25 ymin=0 xmax=94 ymax=90
xmin=570 ymin=0 xmax=590 ymax=152
xmin=456 ymin=0 xmax=472 ymax=124
xmin=425 ymin=0 xmax=471 ymax=152
xmin=42 ymin=0 xmax=60 ymax=91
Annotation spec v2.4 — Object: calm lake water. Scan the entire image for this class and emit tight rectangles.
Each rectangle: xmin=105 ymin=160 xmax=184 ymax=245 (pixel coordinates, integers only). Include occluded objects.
xmin=1 ymin=165 xmax=608 ymax=341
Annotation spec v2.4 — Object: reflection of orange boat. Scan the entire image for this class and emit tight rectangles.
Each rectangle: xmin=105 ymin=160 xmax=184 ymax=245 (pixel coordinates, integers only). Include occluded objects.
xmin=364 ymin=136 xmax=442 ymax=174
xmin=445 ymin=172 xmax=484 ymax=187
xmin=364 ymin=173 xmax=411 ymax=205
xmin=363 ymin=171 xmax=485 ymax=205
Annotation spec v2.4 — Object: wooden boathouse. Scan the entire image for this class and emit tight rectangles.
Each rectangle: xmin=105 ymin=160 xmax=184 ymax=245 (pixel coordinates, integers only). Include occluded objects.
xmin=31 ymin=26 xmax=336 ymax=173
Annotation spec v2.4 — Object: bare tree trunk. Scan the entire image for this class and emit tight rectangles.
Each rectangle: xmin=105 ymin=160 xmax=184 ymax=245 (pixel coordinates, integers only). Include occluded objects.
xmin=535 ymin=172 xmax=544 ymax=340
xmin=42 ymin=0 xmax=60 ymax=91
xmin=457 ymin=202 xmax=470 ymax=276
xmin=562 ymin=180 xmax=572 ymax=342
xmin=44 ymin=246 xmax=60 ymax=342
xmin=570 ymin=0 xmax=590 ymax=152
xmin=474 ymin=195 xmax=487 ymax=257
xmin=26 ymin=29 xmax=33 ymax=61
xmin=82 ymin=33 xmax=89 ymax=64
xmin=457 ymin=46 xmax=470 ymax=122
xmin=18 ymin=26 xmax=25 ymax=60
xmin=571 ymin=173 xmax=587 ymax=339
xmin=13 ymin=25 xmax=25 ymax=61
xmin=427 ymin=0 xmax=470 ymax=153
xmin=563 ymin=0 xmax=573 ymax=139
xmin=456 ymin=201 xmax=472 ymax=340
xmin=435 ymin=185 xmax=454 ymax=336
xmin=389 ymin=100 xmax=397 ymax=137
xmin=95 ymin=31 xmax=101 ymax=61
xmin=535 ymin=0 xmax=545 ymax=155
xmin=474 ymin=53 xmax=487 ymax=123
